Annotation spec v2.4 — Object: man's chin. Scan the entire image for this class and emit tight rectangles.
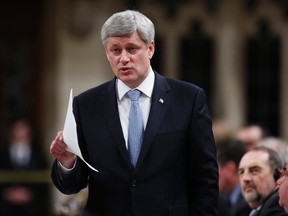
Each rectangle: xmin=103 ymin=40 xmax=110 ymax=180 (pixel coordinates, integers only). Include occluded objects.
xmin=244 ymin=192 xmax=257 ymax=202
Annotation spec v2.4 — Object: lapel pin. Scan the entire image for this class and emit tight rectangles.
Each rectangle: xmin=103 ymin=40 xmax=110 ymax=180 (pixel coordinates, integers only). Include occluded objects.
xmin=159 ymin=98 xmax=164 ymax=104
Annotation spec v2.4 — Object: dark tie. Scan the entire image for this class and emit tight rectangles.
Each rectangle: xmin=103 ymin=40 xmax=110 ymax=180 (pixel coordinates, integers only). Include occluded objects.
xmin=127 ymin=90 xmax=144 ymax=167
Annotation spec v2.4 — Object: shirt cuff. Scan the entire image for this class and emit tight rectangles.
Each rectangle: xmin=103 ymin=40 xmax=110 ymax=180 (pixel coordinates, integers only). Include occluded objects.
xmin=57 ymin=159 xmax=77 ymax=174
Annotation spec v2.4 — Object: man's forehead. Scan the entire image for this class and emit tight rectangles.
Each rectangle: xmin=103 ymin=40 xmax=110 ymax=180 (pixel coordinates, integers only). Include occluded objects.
xmin=106 ymin=33 xmax=145 ymax=48
xmin=239 ymin=151 xmax=269 ymax=168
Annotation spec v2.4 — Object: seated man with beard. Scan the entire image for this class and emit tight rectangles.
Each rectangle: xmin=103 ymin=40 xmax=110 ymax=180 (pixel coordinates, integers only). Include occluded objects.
xmin=238 ymin=146 xmax=286 ymax=216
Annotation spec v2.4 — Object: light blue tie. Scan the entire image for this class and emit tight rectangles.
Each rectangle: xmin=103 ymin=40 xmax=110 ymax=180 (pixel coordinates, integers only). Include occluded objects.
xmin=127 ymin=89 xmax=144 ymax=167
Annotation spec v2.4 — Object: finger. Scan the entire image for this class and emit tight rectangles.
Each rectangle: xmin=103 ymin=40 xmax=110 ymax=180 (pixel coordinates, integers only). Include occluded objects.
xmin=55 ymin=133 xmax=64 ymax=143
xmin=55 ymin=139 xmax=67 ymax=148
xmin=51 ymin=141 xmax=67 ymax=153
xmin=50 ymin=139 xmax=67 ymax=155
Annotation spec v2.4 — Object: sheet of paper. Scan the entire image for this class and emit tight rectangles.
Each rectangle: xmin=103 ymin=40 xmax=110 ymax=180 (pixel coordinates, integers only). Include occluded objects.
xmin=63 ymin=89 xmax=98 ymax=172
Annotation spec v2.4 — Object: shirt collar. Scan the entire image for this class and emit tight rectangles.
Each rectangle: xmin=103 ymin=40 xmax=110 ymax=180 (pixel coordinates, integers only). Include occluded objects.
xmin=117 ymin=66 xmax=155 ymax=100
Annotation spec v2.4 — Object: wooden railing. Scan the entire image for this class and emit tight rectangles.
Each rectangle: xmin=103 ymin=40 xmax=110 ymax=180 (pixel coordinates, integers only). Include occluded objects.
xmin=0 ymin=170 xmax=51 ymax=183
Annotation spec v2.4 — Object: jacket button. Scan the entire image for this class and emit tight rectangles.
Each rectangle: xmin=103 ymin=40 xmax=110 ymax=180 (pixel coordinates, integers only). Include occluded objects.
xmin=131 ymin=180 xmax=136 ymax=187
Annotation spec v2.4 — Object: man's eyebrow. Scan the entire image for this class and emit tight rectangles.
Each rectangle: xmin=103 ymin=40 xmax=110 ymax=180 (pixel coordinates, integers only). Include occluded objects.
xmin=249 ymin=164 xmax=261 ymax=168
xmin=249 ymin=165 xmax=262 ymax=171
xmin=238 ymin=165 xmax=261 ymax=171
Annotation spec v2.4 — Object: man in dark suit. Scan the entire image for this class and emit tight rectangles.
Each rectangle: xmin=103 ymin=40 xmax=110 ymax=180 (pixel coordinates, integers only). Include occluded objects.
xmin=217 ymin=139 xmax=251 ymax=216
xmin=0 ymin=119 xmax=50 ymax=216
xmin=50 ymin=10 xmax=218 ymax=216
xmin=238 ymin=146 xmax=286 ymax=215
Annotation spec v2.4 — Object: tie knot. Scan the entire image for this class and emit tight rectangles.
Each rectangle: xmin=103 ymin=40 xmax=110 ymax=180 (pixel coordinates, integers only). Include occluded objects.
xmin=127 ymin=89 xmax=141 ymax=101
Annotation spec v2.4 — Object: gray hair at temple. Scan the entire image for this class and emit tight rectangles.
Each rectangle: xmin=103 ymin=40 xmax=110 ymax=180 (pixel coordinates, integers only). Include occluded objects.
xmin=252 ymin=146 xmax=283 ymax=171
xmin=101 ymin=10 xmax=155 ymax=47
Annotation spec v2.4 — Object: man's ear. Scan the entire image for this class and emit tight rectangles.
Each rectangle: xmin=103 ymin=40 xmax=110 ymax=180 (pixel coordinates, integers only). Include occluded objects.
xmin=105 ymin=48 xmax=110 ymax=61
xmin=274 ymin=168 xmax=284 ymax=181
xmin=148 ymin=40 xmax=155 ymax=59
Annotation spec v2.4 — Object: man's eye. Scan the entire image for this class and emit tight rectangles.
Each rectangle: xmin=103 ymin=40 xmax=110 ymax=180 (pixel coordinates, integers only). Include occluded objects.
xmin=128 ymin=47 xmax=137 ymax=53
xmin=112 ymin=48 xmax=121 ymax=54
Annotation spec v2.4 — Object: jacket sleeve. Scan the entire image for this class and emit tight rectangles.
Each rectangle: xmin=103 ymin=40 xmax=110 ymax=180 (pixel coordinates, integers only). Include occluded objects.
xmin=188 ymin=88 xmax=219 ymax=215
xmin=50 ymin=158 xmax=88 ymax=194
xmin=50 ymin=96 xmax=89 ymax=194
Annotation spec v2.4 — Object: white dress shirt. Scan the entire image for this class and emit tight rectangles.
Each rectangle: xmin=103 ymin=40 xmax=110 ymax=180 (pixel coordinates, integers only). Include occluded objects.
xmin=10 ymin=143 xmax=31 ymax=166
xmin=117 ymin=66 xmax=155 ymax=148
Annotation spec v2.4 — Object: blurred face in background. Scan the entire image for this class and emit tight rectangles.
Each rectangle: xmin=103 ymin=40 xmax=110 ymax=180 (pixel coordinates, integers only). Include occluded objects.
xmin=218 ymin=161 xmax=238 ymax=193
xmin=10 ymin=121 xmax=32 ymax=146
xmin=236 ymin=126 xmax=263 ymax=150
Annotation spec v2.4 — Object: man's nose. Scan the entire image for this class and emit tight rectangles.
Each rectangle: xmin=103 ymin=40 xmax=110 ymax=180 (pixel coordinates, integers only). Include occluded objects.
xmin=241 ymin=171 xmax=252 ymax=182
xmin=120 ymin=50 xmax=130 ymax=62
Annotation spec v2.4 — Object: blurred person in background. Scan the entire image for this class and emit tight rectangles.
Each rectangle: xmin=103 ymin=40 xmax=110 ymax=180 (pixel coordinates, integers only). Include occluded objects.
xmin=238 ymin=146 xmax=286 ymax=215
xmin=217 ymin=138 xmax=251 ymax=216
xmin=279 ymin=176 xmax=288 ymax=213
xmin=257 ymin=137 xmax=288 ymax=166
xmin=257 ymin=136 xmax=288 ymax=214
xmin=236 ymin=124 xmax=267 ymax=151
xmin=0 ymin=119 xmax=50 ymax=216
xmin=278 ymin=171 xmax=288 ymax=213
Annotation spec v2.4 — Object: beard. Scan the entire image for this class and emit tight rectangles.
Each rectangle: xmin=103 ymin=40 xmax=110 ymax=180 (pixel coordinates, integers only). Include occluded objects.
xmin=243 ymin=182 xmax=263 ymax=204
xmin=244 ymin=189 xmax=262 ymax=203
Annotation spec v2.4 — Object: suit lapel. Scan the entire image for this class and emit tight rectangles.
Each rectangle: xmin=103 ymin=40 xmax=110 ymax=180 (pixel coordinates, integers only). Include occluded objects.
xmin=136 ymin=73 xmax=172 ymax=169
xmin=101 ymin=79 xmax=132 ymax=168
xmin=100 ymin=74 xmax=172 ymax=170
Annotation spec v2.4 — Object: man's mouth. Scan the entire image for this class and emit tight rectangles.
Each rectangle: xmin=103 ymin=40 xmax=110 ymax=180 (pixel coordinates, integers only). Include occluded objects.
xmin=119 ymin=67 xmax=131 ymax=72
xmin=244 ymin=187 xmax=254 ymax=193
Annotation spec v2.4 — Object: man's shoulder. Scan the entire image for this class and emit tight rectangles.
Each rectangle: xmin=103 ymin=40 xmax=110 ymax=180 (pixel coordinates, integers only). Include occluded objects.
xmin=156 ymin=72 xmax=203 ymax=95
xmin=258 ymin=190 xmax=286 ymax=216
xmin=76 ymin=79 xmax=115 ymax=99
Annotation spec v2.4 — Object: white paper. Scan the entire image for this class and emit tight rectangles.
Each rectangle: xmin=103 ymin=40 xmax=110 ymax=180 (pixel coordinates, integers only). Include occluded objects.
xmin=63 ymin=89 xmax=99 ymax=172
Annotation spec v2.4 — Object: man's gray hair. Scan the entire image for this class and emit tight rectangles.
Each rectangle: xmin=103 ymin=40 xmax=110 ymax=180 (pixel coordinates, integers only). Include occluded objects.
xmin=101 ymin=10 xmax=155 ymax=47
xmin=252 ymin=146 xmax=283 ymax=171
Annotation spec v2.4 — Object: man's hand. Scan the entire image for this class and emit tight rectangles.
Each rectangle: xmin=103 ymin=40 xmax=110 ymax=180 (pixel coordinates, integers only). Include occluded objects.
xmin=50 ymin=131 xmax=76 ymax=169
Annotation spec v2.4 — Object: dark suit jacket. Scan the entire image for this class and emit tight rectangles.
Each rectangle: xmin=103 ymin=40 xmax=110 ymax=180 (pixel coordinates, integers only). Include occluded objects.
xmin=51 ymin=72 xmax=219 ymax=216
xmin=256 ymin=190 xmax=286 ymax=216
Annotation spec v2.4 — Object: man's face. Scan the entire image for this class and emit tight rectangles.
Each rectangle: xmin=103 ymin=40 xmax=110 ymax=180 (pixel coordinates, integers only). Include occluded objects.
xmin=105 ymin=31 xmax=154 ymax=89
xmin=218 ymin=161 xmax=237 ymax=193
xmin=236 ymin=126 xmax=263 ymax=150
xmin=238 ymin=150 xmax=276 ymax=209
xmin=11 ymin=121 xmax=31 ymax=145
